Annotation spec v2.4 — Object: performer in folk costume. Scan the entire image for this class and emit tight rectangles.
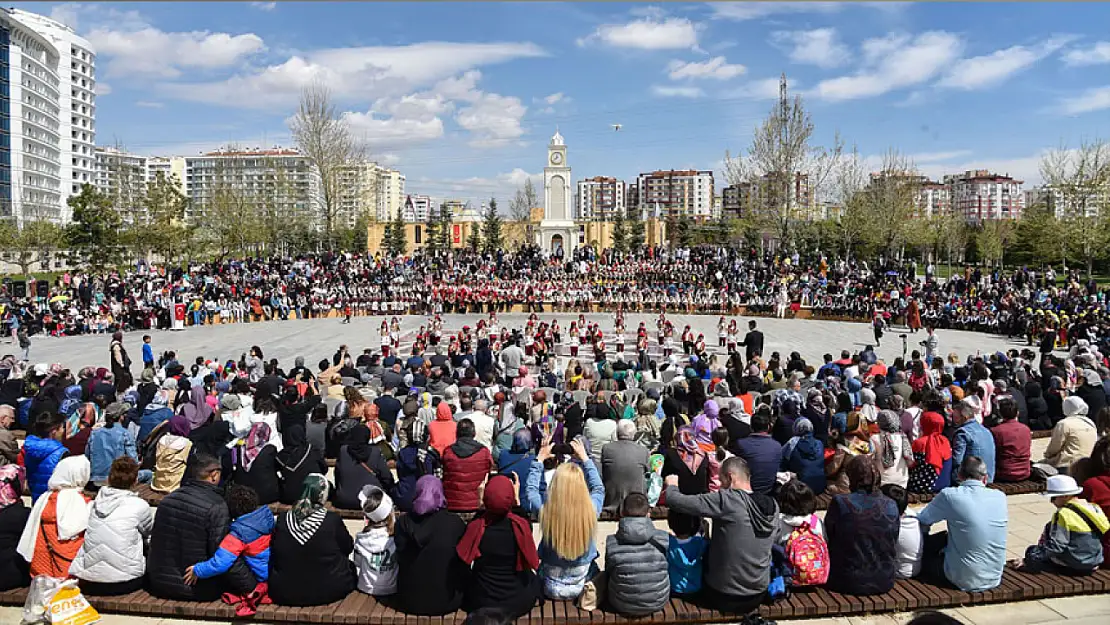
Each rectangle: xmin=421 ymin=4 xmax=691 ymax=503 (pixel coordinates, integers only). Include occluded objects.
xmin=568 ymin=321 xmax=579 ymax=357
xmin=656 ymin=312 xmax=667 ymax=346
xmin=694 ymin=334 xmax=707 ymax=361
xmin=389 ymin=317 xmax=401 ymax=348
xmin=717 ymin=316 xmax=728 ymax=348
xmin=551 ymin=319 xmax=561 ymax=345
xmin=577 ymin=320 xmax=588 ymax=346
xmin=379 ymin=320 xmax=390 ymax=355
xmin=614 ymin=323 xmax=625 ymax=354
xmin=637 ymin=334 xmax=649 ymax=370
xmin=681 ymin=325 xmax=695 ymax=355
xmin=663 ymin=321 xmax=675 ymax=358
xmin=727 ymin=319 xmax=739 ymax=353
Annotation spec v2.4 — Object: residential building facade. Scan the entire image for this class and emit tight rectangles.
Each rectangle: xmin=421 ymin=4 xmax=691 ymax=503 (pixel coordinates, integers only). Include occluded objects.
xmin=575 ymin=176 xmax=626 ymax=221
xmin=183 ymin=147 xmax=318 ymax=225
xmin=945 ymin=169 xmax=1024 ymax=222
xmin=916 ymin=180 xmax=951 ymax=218
xmin=635 ymin=169 xmax=714 ymax=220
xmin=0 ymin=8 xmax=96 ymax=225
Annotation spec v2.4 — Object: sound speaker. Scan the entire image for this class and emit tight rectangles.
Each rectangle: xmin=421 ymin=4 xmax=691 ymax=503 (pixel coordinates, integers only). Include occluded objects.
xmin=11 ymin=280 xmax=26 ymax=298
xmin=36 ymin=280 xmax=48 ymax=298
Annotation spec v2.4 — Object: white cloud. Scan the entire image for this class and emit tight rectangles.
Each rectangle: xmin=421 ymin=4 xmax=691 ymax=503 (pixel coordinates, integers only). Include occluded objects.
xmin=914 ymin=151 xmax=1047 ymax=186
xmin=667 ymin=56 xmax=746 ymax=80
xmin=651 ymin=85 xmax=705 ymax=98
xmin=250 ymin=2 xmax=277 ymax=11
xmin=544 ymin=92 xmax=566 ymax=105
xmin=163 ymin=41 xmax=546 ymax=109
xmin=909 ymin=150 xmax=973 ymax=163
xmin=770 ymin=28 xmax=851 ymax=68
xmin=710 ymin=2 xmax=845 ymax=21
xmin=578 ymin=17 xmax=699 ymax=51
xmin=937 ymin=37 xmax=1073 ymax=90
xmin=1063 ymin=42 xmax=1110 ymax=66
xmin=1057 ymin=86 xmax=1110 ymax=115
xmin=810 ymin=31 xmax=963 ymax=101
xmin=48 ymin=3 xmax=82 ymax=29
xmin=343 ymin=112 xmax=445 ymax=146
xmin=135 ymin=100 xmax=164 ymax=108
xmin=96 ymin=82 xmax=112 ymax=96
xmin=86 ymin=25 xmax=265 ymax=79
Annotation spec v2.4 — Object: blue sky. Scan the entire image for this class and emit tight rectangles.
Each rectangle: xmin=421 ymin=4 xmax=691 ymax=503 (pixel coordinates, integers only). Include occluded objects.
xmin=25 ymin=1 xmax=1110 ymax=205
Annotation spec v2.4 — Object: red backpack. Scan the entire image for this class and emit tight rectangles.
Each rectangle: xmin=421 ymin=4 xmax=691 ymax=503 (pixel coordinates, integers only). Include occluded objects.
xmin=785 ymin=515 xmax=830 ymax=586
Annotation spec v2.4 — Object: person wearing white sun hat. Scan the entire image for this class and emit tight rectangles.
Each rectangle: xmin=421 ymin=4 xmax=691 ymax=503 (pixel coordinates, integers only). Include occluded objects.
xmin=1013 ymin=474 xmax=1109 ymax=574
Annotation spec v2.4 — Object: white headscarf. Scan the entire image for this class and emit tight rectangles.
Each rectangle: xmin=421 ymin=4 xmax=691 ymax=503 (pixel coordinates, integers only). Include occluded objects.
xmin=18 ymin=456 xmax=92 ymax=562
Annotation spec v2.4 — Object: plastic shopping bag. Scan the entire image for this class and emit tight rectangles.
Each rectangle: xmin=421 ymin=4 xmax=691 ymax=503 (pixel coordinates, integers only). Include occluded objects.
xmin=22 ymin=577 xmax=100 ymax=625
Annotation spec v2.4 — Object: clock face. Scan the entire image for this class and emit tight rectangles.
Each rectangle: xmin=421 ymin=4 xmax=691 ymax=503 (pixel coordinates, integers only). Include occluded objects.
xmin=550 ymin=152 xmax=563 ymax=165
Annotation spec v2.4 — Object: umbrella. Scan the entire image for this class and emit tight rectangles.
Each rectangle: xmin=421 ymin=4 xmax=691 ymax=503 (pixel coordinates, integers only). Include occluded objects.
xmin=48 ymin=295 xmax=69 ymax=303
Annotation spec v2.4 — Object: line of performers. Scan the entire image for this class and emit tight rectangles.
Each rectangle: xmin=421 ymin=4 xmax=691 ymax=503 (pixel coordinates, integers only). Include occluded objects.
xmin=379 ymin=310 xmax=744 ymax=366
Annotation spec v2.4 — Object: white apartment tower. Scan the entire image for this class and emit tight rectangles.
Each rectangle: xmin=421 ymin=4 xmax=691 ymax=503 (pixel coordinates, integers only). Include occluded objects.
xmin=575 ymin=176 xmax=625 ymax=221
xmin=183 ymin=147 xmax=318 ymax=225
xmin=635 ymin=169 xmax=714 ymax=220
xmin=0 ymin=8 xmax=97 ymax=225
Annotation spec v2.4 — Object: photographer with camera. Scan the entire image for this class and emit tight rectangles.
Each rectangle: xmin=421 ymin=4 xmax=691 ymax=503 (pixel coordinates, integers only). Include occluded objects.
xmin=920 ymin=326 xmax=939 ymax=363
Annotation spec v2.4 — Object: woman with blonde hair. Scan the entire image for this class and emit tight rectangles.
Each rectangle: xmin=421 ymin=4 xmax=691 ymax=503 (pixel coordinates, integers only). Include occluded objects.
xmin=525 ymin=439 xmax=604 ymax=600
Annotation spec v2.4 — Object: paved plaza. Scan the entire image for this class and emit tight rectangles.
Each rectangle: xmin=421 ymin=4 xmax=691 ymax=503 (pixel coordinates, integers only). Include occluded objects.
xmin=13 ymin=313 xmax=1028 ymax=374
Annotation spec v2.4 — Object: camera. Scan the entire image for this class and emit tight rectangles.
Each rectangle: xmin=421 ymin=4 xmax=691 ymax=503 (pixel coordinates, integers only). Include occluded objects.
xmin=899 ymin=334 xmax=907 ymax=339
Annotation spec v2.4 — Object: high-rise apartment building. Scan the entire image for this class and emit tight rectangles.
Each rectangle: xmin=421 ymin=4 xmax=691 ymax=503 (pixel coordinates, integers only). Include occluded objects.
xmin=575 ymin=176 xmax=626 ymax=221
xmin=0 ymin=8 xmax=96 ymax=225
xmin=916 ymin=180 xmax=951 ymax=218
xmin=945 ymin=169 xmax=1024 ymax=222
xmin=635 ymin=169 xmax=714 ymax=220
xmin=183 ymin=147 xmax=318 ymax=224
xmin=401 ymin=194 xmax=431 ymax=222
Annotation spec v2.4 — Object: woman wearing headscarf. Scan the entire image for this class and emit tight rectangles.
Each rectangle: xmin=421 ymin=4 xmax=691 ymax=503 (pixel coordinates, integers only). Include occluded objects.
xmin=394 ymin=417 xmax=443 ymax=513
xmin=427 ymin=401 xmax=457 ymax=455
xmin=0 ymin=465 xmax=30 ymax=590
xmin=393 ymin=476 xmax=469 ymax=615
xmin=633 ymin=398 xmax=661 ymax=453
xmin=269 ymin=474 xmax=357 ymax=606
xmin=230 ymin=422 xmax=280 ymax=504
xmin=870 ymin=410 xmax=914 ymax=488
xmin=691 ymin=400 xmax=721 ymax=453
xmin=334 ymin=424 xmax=396 ymax=510
xmin=497 ymin=429 xmax=537 ymax=508
xmin=771 ymin=397 xmax=801 ymax=445
xmin=824 ymin=411 xmax=872 ymax=496
xmin=803 ymin=388 xmax=831 ymax=445
xmin=178 ymin=383 xmax=214 ymax=431
xmin=781 ymin=417 xmax=826 ymax=494
xmin=458 ymin=475 xmax=541 ymax=618
xmin=1023 ymin=380 xmax=1052 ymax=431
xmin=151 ymin=415 xmax=193 ymax=493
xmin=17 ymin=456 xmax=92 ymax=578
xmin=661 ymin=426 xmax=709 ymax=495
xmin=1045 ymin=376 xmax=1066 ymax=426
xmin=363 ymin=403 xmax=394 ymax=462
xmin=276 ymin=424 xmax=328 ymax=505
xmin=908 ymin=409 xmax=953 ymax=494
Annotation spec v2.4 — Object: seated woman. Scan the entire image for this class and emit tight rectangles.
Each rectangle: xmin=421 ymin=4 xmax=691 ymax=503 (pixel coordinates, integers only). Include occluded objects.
xmin=152 ymin=415 xmax=194 ymax=493
xmin=661 ymin=427 xmax=710 ymax=495
xmin=334 ymin=424 xmax=395 ymax=510
xmin=0 ymin=465 xmax=31 ymax=590
xmin=528 ymin=440 xmax=603 ymax=601
xmin=70 ymin=457 xmax=153 ymax=595
xmin=871 ymin=410 xmax=914 ymax=488
xmin=393 ymin=476 xmax=469 ymax=615
xmin=824 ymin=455 xmax=900 ymax=595
xmin=908 ymin=410 xmax=953 ymax=494
xmin=230 ymin=423 xmax=281 ymax=505
xmin=275 ymin=425 xmax=328 ymax=506
xmin=458 ymin=475 xmax=541 ymax=618
xmin=781 ymin=417 xmax=826 ymax=495
xmin=269 ymin=474 xmax=357 ymax=606
xmin=824 ymin=412 xmax=871 ymax=496
xmin=17 ymin=456 xmax=92 ymax=579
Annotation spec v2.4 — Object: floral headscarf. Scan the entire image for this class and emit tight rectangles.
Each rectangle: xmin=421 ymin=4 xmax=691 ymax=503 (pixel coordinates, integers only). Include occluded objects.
xmin=287 ymin=473 xmax=329 ymax=546
xmin=0 ymin=464 xmax=25 ymax=509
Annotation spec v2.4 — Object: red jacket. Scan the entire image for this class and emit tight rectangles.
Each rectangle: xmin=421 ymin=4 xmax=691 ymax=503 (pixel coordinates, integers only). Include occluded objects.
xmin=990 ymin=419 xmax=1031 ymax=482
xmin=1081 ymin=474 xmax=1110 ymax=566
xmin=442 ymin=439 xmax=494 ymax=512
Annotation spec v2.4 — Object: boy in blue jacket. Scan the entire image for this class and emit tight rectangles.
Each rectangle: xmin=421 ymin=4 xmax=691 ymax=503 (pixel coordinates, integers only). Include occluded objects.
xmin=21 ymin=412 xmax=68 ymax=502
xmin=184 ymin=484 xmax=274 ymax=616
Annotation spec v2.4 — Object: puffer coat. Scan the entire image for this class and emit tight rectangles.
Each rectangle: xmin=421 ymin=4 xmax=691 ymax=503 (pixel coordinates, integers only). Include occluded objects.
xmin=69 ymin=487 xmax=153 ymax=583
xmin=603 ymin=516 xmax=670 ymax=615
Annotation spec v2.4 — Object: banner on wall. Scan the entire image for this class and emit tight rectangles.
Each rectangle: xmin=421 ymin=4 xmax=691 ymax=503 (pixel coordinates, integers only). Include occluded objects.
xmin=453 ymin=224 xmax=461 ymax=245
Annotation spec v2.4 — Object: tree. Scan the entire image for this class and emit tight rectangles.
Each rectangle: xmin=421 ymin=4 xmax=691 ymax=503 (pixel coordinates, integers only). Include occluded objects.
xmin=386 ymin=211 xmax=407 ymax=256
xmin=290 ymin=78 xmax=363 ymax=249
xmin=67 ymin=184 xmax=122 ymax=271
xmin=509 ymin=178 xmax=539 ymax=244
xmin=829 ymin=147 xmax=870 ymax=259
xmin=609 ymin=208 xmax=627 ymax=253
xmin=626 ymin=205 xmax=646 ymax=250
xmin=437 ymin=202 xmax=454 ymax=251
xmin=142 ymin=172 xmax=192 ymax=263
xmin=0 ymin=218 xmax=64 ymax=276
xmin=1040 ymin=139 xmax=1110 ymax=277
xmin=482 ymin=197 xmax=504 ymax=253
xmin=974 ymin=220 xmax=1014 ymax=268
xmin=201 ymin=154 xmax=263 ymax=259
xmin=424 ymin=204 xmax=442 ymax=254
xmin=465 ymin=219 xmax=482 ymax=252
xmin=724 ymin=74 xmax=841 ymax=250
xmin=857 ymin=150 xmax=921 ymax=259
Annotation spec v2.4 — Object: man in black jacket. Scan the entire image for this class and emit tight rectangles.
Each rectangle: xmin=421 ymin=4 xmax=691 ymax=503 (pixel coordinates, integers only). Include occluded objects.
xmin=739 ymin=320 xmax=764 ymax=363
xmin=147 ymin=453 xmax=256 ymax=601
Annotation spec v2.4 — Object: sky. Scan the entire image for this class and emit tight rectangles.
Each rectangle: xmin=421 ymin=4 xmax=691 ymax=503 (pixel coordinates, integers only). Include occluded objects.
xmin=23 ymin=1 xmax=1110 ymax=206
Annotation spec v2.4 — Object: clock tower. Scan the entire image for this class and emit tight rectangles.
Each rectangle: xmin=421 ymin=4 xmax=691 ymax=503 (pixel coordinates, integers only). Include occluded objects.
xmin=538 ymin=129 xmax=575 ymax=257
